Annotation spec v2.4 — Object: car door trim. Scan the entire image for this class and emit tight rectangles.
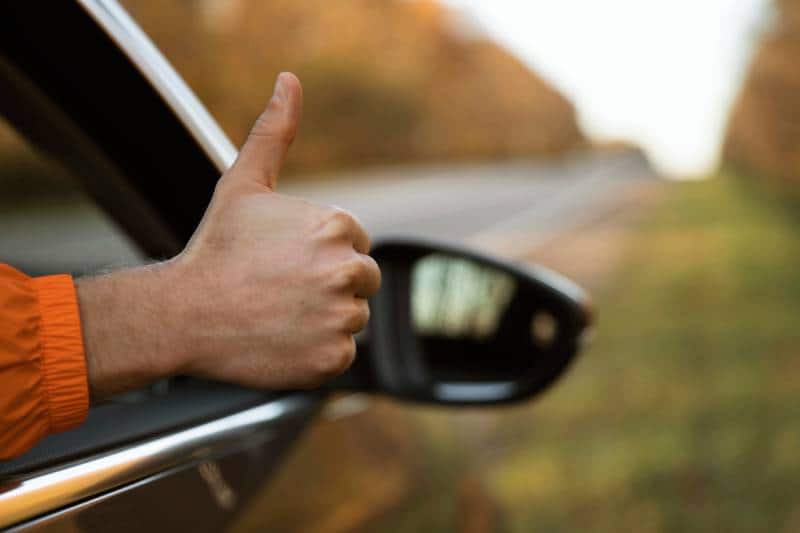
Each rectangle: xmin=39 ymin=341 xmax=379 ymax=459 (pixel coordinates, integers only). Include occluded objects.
xmin=0 ymin=393 xmax=318 ymax=530
xmin=76 ymin=0 xmax=238 ymax=173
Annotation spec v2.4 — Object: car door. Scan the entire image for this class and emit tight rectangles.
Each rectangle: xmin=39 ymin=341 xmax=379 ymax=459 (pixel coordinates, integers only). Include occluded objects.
xmin=0 ymin=1 xmax=324 ymax=530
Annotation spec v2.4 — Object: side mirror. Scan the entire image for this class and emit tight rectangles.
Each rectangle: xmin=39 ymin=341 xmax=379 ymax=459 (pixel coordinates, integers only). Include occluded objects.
xmin=339 ymin=238 xmax=593 ymax=405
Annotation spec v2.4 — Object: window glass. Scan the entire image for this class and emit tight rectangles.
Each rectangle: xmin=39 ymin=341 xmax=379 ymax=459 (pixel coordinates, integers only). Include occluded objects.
xmin=0 ymin=116 xmax=144 ymax=276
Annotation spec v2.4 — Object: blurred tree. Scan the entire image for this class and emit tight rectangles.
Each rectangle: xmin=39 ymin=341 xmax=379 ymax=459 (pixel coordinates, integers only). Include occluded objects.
xmin=724 ymin=0 xmax=800 ymax=183
xmin=121 ymin=0 xmax=584 ymax=175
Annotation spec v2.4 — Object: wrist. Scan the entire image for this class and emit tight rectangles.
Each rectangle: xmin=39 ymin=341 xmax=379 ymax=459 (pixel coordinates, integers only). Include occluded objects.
xmin=145 ymin=256 xmax=196 ymax=378
xmin=76 ymin=259 xmax=189 ymax=399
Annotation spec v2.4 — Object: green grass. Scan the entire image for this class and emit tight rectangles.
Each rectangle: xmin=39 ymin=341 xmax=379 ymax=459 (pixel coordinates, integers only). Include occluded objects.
xmin=371 ymin=173 xmax=800 ymax=532
xmin=484 ymin=173 xmax=800 ymax=532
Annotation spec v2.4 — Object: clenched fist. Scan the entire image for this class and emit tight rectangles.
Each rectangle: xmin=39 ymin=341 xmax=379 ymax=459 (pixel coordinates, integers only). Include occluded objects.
xmin=77 ymin=73 xmax=381 ymax=399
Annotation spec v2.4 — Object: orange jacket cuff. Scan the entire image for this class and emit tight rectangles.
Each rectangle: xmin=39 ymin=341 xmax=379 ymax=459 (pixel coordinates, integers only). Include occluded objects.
xmin=30 ymin=275 xmax=89 ymax=432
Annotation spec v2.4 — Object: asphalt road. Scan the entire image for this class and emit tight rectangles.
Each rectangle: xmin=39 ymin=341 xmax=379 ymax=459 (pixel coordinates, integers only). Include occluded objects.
xmin=0 ymin=150 xmax=656 ymax=274
xmin=283 ymin=150 xmax=657 ymax=257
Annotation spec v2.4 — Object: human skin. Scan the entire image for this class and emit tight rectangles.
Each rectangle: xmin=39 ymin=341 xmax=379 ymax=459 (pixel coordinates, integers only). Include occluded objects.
xmin=76 ymin=72 xmax=381 ymax=400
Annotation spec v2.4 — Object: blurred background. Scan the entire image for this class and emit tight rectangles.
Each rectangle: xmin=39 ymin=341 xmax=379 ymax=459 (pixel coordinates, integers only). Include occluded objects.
xmin=2 ymin=0 xmax=800 ymax=531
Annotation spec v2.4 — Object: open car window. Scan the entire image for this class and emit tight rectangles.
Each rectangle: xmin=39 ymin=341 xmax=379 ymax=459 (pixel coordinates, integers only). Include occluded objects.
xmin=0 ymin=116 xmax=144 ymax=276
xmin=0 ymin=2 xmax=302 ymax=480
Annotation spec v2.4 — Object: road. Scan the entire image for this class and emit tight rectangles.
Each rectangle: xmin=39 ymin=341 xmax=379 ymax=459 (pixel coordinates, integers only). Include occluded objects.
xmin=283 ymin=150 xmax=656 ymax=258
xmin=0 ymin=150 xmax=656 ymax=275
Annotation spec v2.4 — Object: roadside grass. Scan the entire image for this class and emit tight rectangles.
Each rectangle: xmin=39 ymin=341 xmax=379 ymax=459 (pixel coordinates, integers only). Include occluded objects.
xmin=236 ymin=172 xmax=800 ymax=533
xmin=369 ymin=172 xmax=800 ymax=532
xmin=482 ymin=172 xmax=800 ymax=532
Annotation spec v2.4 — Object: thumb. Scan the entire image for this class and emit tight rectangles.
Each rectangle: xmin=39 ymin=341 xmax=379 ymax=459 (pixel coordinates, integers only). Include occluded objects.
xmin=231 ymin=72 xmax=303 ymax=190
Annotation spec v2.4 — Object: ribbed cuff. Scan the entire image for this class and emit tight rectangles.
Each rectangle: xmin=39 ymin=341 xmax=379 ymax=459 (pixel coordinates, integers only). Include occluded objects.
xmin=31 ymin=274 xmax=89 ymax=433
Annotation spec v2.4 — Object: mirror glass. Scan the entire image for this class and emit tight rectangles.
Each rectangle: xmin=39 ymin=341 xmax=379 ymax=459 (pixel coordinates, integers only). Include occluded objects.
xmin=409 ymin=253 xmax=561 ymax=383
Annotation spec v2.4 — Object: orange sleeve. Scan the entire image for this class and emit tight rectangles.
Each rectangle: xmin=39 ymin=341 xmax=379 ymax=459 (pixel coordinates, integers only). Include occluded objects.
xmin=0 ymin=264 xmax=89 ymax=460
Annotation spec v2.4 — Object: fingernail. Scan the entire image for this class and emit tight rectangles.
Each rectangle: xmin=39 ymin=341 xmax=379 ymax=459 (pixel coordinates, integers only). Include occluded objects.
xmin=273 ymin=72 xmax=287 ymax=101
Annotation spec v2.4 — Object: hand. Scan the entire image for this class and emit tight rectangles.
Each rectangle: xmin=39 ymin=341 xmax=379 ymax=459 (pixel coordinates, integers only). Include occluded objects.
xmin=77 ymin=73 xmax=381 ymax=399
xmin=173 ymin=72 xmax=381 ymax=388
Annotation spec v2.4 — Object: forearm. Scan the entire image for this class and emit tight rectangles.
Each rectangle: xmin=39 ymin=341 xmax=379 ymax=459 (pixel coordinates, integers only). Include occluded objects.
xmin=76 ymin=261 xmax=186 ymax=401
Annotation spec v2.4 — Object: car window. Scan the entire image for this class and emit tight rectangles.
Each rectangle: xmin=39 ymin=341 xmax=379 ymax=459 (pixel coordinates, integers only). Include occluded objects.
xmin=0 ymin=116 xmax=144 ymax=276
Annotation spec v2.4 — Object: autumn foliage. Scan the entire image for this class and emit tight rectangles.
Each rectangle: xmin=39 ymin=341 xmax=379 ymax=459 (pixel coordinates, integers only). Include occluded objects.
xmin=724 ymin=0 xmax=800 ymax=183
xmin=122 ymin=0 xmax=584 ymax=174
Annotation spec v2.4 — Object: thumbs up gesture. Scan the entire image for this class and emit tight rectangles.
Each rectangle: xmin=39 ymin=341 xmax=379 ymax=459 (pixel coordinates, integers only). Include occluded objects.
xmin=167 ymin=73 xmax=381 ymax=389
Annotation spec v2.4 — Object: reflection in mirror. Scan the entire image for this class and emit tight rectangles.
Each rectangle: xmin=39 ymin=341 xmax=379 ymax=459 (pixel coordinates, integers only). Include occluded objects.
xmin=411 ymin=254 xmax=517 ymax=341
xmin=409 ymin=253 xmax=561 ymax=383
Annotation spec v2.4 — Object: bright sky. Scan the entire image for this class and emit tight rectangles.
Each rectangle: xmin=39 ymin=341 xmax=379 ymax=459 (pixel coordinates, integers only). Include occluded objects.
xmin=441 ymin=0 xmax=771 ymax=176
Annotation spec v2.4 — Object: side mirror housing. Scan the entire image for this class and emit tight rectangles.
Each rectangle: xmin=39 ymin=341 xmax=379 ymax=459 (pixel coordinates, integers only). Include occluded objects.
xmin=340 ymin=238 xmax=593 ymax=405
